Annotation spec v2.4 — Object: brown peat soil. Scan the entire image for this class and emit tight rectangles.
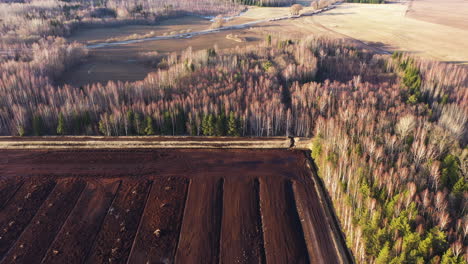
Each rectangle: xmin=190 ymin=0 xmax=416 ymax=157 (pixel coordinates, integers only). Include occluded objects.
xmin=0 ymin=146 xmax=351 ymax=264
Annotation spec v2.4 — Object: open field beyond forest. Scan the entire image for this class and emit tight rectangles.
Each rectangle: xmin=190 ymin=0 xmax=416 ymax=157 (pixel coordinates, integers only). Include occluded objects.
xmin=251 ymin=1 xmax=468 ymax=64
xmin=406 ymin=0 xmax=468 ymax=30
xmin=0 ymin=138 xmax=350 ymax=264
xmin=62 ymin=0 xmax=468 ymax=86
xmin=59 ymin=2 xmax=336 ymax=86
xmin=61 ymin=16 xmax=261 ymax=86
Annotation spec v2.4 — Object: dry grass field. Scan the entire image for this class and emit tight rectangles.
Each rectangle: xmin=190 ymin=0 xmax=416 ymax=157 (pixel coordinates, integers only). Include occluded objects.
xmin=61 ymin=17 xmax=260 ymax=87
xmin=252 ymin=2 xmax=468 ymax=64
xmin=60 ymin=29 xmax=260 ymax=87
xmin=407 ymin=0 xmax=468 ymax=30
xmin=225 ymin=0 xmax=314 ymax=23
xmin=69 ymin=16 xmax=212 ymax=45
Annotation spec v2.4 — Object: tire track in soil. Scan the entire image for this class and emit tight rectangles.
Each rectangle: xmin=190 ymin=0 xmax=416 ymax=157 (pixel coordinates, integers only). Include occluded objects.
xmin=219 ymin=177 xmax=265 ymax=264
xmin=127 ymin=177 xmax=189 ymax=264
xmin=1 ymin=179 xmax=86 ymax=264
xmin=0 ymin=179 xmax=55 ymax=258
xmin=0 ymin=179 xmax=23 ymax=211
xmin=175 ymin=176 xmax=224 ymax=264
xmin=40 ymin=179 xmax=120 ymax=264
xmin=86 ymin=179 xmax=151 ymax=264
xmin=259 ymin=177 xmax=309 ymax=264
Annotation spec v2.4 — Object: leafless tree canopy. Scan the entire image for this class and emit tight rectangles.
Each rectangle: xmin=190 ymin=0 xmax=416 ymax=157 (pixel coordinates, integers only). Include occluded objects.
xmin=290 ymin=4 xmax=303 ymax=15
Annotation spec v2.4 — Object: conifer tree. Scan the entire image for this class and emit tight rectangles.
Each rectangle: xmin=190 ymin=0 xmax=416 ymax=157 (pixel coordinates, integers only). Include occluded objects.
xmin=215 ymin=112 xmax=226 ymax=136
xmin=98 ymin=114 xmax=111 ymax=136
xmin=162 ymin=111 xmax=172 ymax=135
xmin=144 ymin=116 xmax=155 ymax=135
xmin=134 ymin=113 xmax=143 ymax=135
xmin=375 ymin=243 xmax=391 ymax=264
xmin=57 ymin=112 xmax=66 ymax=135
xmin=441 ymin=249 xmax=464 ymax=264
xmin=17 ymin=126 xmax=25 ymax=137
xmin=266 ymin=35 xmax=272 ymax=46
xmin=126 ymin=110 xmax=134 ymax=135
xmin=202 ymin=114 xmax=215 ymax=136
xmin=175 ymin=111 xmax=186 ymax=135
xmin=227 ymin=112 xmax=240 ymax=136
xmin=189 ymin=120 xmax=198 ymax=136
xmin=441 ymin=154 xmax=460 ymax=189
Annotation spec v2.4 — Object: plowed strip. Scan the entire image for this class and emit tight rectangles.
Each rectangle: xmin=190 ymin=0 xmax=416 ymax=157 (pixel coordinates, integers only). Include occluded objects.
xmin=40 ymin=180 xmax=120 ymax=264
xmin=220 ymin=177 xmax=264 ymax=264
xmin=0 ymin=179 xmax=55 ymax=258
xmin=127 ymin=177 xmax=188 ymax=264
xmin=1 ymin=179 xmax=85 ymax=264
xmin=86 ymin=180 xmax=151 ymax=264
xmin=175 ymin=177 xmax=223 ymax=263
xmin=0 ymin=179 xmax=23 ymax=210
xmin=259 ymin=178 xmax=309 ymax=264
xmin=292 ymin=180 xmax=341 ymax=264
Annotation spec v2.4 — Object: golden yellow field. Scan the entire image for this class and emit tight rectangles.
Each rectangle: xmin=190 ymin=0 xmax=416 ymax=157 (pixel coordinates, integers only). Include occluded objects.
xmin=241 ymin=1 xmax=468 ymax=64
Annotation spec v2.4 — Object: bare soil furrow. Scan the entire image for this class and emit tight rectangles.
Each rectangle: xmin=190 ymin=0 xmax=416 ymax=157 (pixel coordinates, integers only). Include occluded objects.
xmin=175 ymin=176 xmax=224 ymax=263
xmin=220 ymin=177 xmax=264 ymax=264
xmin=86 ymin=180 xmax=151 ymax=264
xmin=40 ymin=180 xmax=120 ymax=264
xmin=1 ymin=179 xmax=86 ymax=264
xmin=0 ymin=179 xmax=23 ymax=211
xmin=259 ymin=177 xmax=309 ymax=264
xmin=127 ymin=177 xmax=188 ymax=264
xmin=0 ymin=179 xmax=55 ymax=258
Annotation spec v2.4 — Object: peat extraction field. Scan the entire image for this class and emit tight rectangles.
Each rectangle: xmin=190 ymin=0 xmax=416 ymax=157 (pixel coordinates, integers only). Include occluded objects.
xmin=0 ymin=138 xmax=350 ymax=264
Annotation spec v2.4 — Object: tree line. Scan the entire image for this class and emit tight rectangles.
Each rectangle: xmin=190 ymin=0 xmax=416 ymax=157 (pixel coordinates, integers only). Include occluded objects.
xmin=1 ymin=36 xmax=321 ymax=137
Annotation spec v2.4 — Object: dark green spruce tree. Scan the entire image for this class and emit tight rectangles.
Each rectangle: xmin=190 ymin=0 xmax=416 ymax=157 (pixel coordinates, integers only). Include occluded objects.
xmin=144 ymin=115 xmax=155 ymax=135
xmin=57 ymin=112 xmax=66 ymax=135
xmin=227 ymin=112 xmax=240 ymax=136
